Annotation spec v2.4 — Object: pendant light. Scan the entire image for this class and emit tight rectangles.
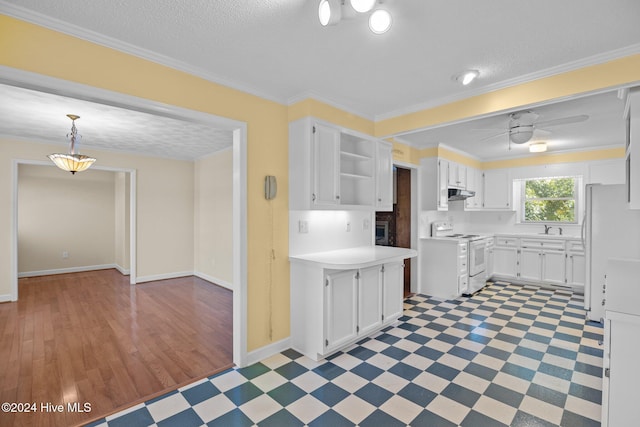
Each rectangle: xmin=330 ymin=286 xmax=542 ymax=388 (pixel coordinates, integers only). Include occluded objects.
xmin=48 ymin=114 xmax=96 ymax=174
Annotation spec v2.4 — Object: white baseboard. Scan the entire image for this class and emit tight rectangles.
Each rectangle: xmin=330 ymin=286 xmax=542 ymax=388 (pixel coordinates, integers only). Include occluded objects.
xmin=246 ymin=337 xmax=291 ymax=366
xmin=136 ymin=271 xmax=194 ymax=283
xmin=114 ymin=264 xmax=131 ymax=275
xmin=194 ymin=271 xmax=234 ymax=290
xmin=18 ymin=264 xmax=116 ymax=278
xmin=0 ymin=294 xmax=14 ymax=303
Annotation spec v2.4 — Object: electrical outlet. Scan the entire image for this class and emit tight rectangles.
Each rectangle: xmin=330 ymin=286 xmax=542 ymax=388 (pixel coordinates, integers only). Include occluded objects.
xmin=62 ymin=251 xmax=69 ymax=259
xmin=298 ymin=220 xmax=309 ymax=233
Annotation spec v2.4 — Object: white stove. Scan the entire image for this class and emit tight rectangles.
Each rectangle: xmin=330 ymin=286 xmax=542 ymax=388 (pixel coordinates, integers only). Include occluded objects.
xmin=422 ymin=222 xmax=492 ymax=297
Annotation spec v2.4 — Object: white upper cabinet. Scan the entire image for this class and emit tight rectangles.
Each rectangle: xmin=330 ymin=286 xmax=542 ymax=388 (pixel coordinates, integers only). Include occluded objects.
xmin=448 ymin=161 xmax=467 ymax=189
xmin=289 ymin=118 xmax=391 ymax=211
xmin=313 ymin=123 xmax=341 ymax=207
xmin=375 ymin=141 xmax=394 ymax=211
xmin=420 ymin=157 xmax=448 ymax=211
xmin=465 ymin=167 xmax=483 ymax=210
xmin=626 ymin=89 xmax=640 ymax=209
xmin=482 ymin=169 xmax=512 ymax=210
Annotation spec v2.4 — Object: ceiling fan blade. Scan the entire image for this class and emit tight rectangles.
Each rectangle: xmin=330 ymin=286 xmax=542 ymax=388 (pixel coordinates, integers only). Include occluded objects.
xmin=480 ymin=131 xmax=507 ymax=142
xmin=535 ymin=128 xmax=552 ymax=135
xmin=536 ymin=114 xmax=589 ymax=128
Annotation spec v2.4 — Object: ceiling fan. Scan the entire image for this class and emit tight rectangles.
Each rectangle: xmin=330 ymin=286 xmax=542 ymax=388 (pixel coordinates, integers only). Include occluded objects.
xmin=477 ymin=110 xmax=589 ymax=146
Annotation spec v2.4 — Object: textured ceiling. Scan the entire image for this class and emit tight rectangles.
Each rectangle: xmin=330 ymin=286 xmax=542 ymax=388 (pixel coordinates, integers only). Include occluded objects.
xmin=0 ymin=0 xmax=639 ymax=160
xmin=0 ymin=84 xmax=233 ymax=160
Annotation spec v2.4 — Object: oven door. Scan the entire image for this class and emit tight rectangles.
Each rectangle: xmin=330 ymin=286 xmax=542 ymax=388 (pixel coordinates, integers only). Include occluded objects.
xmin=469 ymin=240 xmax=486 ymax=277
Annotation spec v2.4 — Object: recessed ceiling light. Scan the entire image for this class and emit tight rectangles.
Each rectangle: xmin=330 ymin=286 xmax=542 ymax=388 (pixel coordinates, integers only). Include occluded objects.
xmin=350 ymin=0 xmax=376 ymax=13
xmin=369 ymin=9 xmax=392 ymax=34
xmin=318 ymin=0 xmax=342 ymax=26
xmin=529 ymin=142 xmax=548 ymax=153
xmin=454 ymin=69 xmax=479 ymax=86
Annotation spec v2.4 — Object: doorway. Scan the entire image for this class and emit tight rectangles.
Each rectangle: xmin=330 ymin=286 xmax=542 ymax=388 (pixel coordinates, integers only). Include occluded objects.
xmin=376 ymin=166 xmax=413 ymax=297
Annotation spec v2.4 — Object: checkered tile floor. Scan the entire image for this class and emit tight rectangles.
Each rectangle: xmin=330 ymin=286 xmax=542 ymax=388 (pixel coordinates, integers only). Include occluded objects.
xmin=86 ymin=282 xmax=603 ymax=427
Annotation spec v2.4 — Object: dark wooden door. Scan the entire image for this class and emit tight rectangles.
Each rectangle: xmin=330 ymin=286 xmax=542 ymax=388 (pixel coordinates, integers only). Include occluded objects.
xmin=395 ymin=167 xmax=412 ymax=296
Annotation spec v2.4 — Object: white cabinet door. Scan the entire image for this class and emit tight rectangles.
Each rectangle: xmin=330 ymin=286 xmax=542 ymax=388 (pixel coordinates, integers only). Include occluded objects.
xmin=483 ymin=169 xmax=511 ymax=209
xmin=465 ymin=167 xmax=476 ymax=209
xmin=542 ymin=249 xmax=566 ymax=285
xmin=375 ymin=141 xmax=393 ymax=211
xmin=457 ymin=164 xmax=467 ymax=189
xmin=313 ymin=123 xmax=340 ymax=207
xmin=438 ymin=159 xmax=449 ymax=210
xmin=519 ymin=248 xmax=541 ymax=281
xmin=493 ymin=246 xmax=518 ymax=278
xmin=382 ymin=262 xmax=404 ymax=322
xmin=567 ymin=252 xmax=586 ymax=287
xmin=358 ymin=266 xmax=383 ymax=336
xmin=324 ymin=270 xmax=358 ymax=351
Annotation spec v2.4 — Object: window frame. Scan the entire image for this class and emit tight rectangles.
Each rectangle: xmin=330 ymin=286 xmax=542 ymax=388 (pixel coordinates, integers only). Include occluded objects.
xmin=520 ymin=176 xmax=580 ymax=224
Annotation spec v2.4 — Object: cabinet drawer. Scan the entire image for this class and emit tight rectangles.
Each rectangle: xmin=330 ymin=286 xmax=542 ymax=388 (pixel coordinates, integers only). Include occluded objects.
xmin=458 ymin=243 xmax=468 ymax=253
xmin=521 ymin=238 xmax=564 ymax=250
xmin=458 ymin=274 xmax=468 ymax=295
xmin=458 ymin=255 xmax=468 ymax=273
xmin=494 ymin=237 xmax=518 ymax=248
xmin=566 ymin=240 xmax=585 ymax=254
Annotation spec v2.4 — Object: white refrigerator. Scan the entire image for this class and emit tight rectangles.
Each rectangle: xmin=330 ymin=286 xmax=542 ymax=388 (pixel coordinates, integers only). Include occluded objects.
xmin=584 ymin=184 xmax=640 ymax=322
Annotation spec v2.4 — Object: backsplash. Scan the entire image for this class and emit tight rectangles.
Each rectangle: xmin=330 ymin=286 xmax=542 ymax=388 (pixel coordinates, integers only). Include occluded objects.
xmin=289 ymin=210 xmax=374 ymax=256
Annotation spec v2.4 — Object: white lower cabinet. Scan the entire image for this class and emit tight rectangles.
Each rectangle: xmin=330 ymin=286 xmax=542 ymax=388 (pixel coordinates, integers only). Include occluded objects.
xmin=324 ymin=270 xmax=359 ymax=353
xmin=291 ymin=260 xmax=406 ymax=361
xmin=490 ymin=236 xmax=581 ymax=289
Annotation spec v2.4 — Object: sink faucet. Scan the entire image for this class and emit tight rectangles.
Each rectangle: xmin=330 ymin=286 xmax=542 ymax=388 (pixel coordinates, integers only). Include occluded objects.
xmin=544 ymin=225 xmax=552 ymax=234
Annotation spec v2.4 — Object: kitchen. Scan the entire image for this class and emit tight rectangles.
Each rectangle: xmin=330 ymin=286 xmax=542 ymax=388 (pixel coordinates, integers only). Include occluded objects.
xmin=286 ymin=87 xmax=640 ymax=426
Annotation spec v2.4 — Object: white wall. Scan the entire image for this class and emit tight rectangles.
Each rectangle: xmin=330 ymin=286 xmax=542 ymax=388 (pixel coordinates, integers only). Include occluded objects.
xmin=194 ymin=148 xmax=233 ymax=288
xmin=18 ymin=164 xmax=116 ymax=275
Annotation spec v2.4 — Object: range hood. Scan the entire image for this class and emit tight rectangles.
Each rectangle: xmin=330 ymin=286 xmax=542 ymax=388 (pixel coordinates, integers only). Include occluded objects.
xmin=448 ymin=188 xmax=475 ymax=201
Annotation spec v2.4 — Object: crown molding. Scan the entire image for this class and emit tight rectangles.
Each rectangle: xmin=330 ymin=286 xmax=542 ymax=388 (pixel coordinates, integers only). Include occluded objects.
xmin=375 ymin=43 xmax=640 ymax=122
xmin=287 ymin=90 xmax=375 ymax=122
xmin=0 ymin=2 xmax=286 ymax=106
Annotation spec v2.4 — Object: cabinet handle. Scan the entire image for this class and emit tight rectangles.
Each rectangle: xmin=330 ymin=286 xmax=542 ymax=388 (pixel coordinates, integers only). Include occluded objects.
xmin=336 ymin=195 xmax=340 ymax=200
xmin=378 ymin=198 xmax=382 ymax=202
xmin=312 ymin=193 xmax=316 ymax=202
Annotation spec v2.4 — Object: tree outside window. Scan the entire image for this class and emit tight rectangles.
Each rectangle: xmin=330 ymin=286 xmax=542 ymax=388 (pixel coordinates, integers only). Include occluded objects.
xmin=523 ymin=177 xmax=577 ymax=223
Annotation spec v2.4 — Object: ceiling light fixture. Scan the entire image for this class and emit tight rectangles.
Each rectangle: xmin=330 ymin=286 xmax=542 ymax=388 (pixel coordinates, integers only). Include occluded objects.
xmin=319 ymin=0 xmax=392 ymax=34
xmin=350 ymin=0 xmax=376 ymax=13
xmin=454 ymin=69 xmax=480 ymax=86
xmin=529 ymin=141 xmax=548 ymax=153
xmin=509 ymin=125 xmax=534 ymax=144
xmin=48 ymin=114 xmax=96 ymax=174
xmin=368 ymin=9 xmax=392 ymax=34
xmin=318 ymin=0 xmax=342 ymax=26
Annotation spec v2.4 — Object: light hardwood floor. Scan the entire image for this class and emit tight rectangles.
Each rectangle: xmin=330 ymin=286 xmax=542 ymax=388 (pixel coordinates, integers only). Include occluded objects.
xmin=0 ymin=270 xmax=233 ymax=427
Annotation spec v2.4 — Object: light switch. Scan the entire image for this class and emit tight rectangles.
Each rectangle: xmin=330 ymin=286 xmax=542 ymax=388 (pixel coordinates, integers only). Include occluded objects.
xmin=298 ymin=220 xmax=309 ymax=233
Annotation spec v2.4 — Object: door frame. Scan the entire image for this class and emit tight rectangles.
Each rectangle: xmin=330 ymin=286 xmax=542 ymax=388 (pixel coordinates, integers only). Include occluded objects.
xmin=2 ymin=67 xmax=249 ymax=367
xmin=393 ymin=160 xmax=419 ymax=294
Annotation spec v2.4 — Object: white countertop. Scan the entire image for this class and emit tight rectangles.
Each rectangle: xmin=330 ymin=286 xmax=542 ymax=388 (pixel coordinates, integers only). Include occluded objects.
xmin=494 ymin=232 xmax=581 ymax=240
xmin=290 ymin=246 xmax=417 ymax=270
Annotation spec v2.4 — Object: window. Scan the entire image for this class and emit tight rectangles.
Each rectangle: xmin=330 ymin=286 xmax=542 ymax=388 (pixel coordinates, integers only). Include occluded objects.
xmin=522 ymin=177 xmax=578 ymax=223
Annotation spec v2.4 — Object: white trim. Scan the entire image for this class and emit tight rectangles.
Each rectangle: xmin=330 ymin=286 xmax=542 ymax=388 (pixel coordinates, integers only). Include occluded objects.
xmin=18 ymin=264 xmax=117 ymax=278
xmin=438 ymin=143 xmax=484 ymax=162
xmin=245 ymin=337 xmax=292 ymax=366
xmin=0 ymin=3 xmax=285 ymax=106
xmin=194 ymin=271 xmax=233 ymax=291
xmin=114 ymin=264 xmax=130 ymax=276
xmin=287 ymin=90 xmax=375 ymax=121
xmin=0 ymin=294 xmax=12 ymax=303
xmin=233 ymin=126 xmax=249 ymax=367
xmin=136 ymin=271 xmax=194 ymax=284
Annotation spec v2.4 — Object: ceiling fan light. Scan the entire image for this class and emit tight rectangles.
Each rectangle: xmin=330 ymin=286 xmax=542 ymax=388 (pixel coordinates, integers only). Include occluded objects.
xmin=369 ymin=9 xmax=392 ymax=34
xmin=529 ymin=142 xmax=547 ymax=153
xmin=319 ymin=0 xmax=342 ymax=26
xmin=509 ymin=125 xmax=534 ymax=144
xmin=350 ymin=0 xmax=376 ymax=13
